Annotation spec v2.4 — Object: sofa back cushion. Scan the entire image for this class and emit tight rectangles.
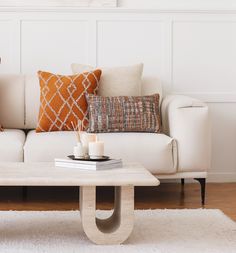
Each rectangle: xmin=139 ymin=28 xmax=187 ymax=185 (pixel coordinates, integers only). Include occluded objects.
xmin=0 ymin=72 xmax=162 ymax=130
xmin=0 ymin=75 xmax=25 ymax=129
xmin=25 ymin=75 xmax=41 ymax=129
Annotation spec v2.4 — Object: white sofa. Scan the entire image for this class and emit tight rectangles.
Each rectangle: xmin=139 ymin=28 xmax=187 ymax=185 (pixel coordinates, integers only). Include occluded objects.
xmin=0 ymin=75 xmax=211 ymax=204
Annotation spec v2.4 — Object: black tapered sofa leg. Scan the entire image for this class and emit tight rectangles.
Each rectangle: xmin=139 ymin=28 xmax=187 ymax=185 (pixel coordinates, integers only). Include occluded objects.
xmin=22 ymin=186 xmax=28 ymax=201
xmin=194 ymin=178 xmax=206 ymax=205
xmin=181 ymin=178 xmax=185 ymax=186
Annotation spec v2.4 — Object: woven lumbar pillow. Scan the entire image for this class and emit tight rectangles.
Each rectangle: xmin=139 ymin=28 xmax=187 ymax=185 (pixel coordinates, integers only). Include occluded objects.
xmin=36 ymin=70 xmax=102 ymax=132
xmin=71 ymin=63 xmax=143 ymax=97
xmin=86 ymin=94 xmax=161 ymax=133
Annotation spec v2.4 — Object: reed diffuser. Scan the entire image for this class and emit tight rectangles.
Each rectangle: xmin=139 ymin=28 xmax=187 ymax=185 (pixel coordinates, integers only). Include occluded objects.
xmin=71 ymin=120 xmax=84 ymax=158
xmin=71 ymin=120 xmax=82 ymax=143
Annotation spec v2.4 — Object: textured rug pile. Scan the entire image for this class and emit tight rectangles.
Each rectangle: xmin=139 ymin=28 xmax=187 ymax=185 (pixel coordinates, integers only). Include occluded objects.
xmin=0 ymin=209 xmax=235 ymax=253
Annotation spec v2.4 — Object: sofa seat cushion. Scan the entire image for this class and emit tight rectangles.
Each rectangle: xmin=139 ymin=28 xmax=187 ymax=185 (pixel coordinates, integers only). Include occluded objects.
xmin=0 ymin=129 xmax=25 ymax=162
xmin=24 ymin=131 xmax=177 ymax=174
xmin=99 ymin=133 xmax=177 ymax=174
xmin=24 ymin=130 xmax=77 ymax=163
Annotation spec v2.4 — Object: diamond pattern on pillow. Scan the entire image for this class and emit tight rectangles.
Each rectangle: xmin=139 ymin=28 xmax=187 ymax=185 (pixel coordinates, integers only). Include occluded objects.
xmin=36 ymin=70 xmax=101 ymax=133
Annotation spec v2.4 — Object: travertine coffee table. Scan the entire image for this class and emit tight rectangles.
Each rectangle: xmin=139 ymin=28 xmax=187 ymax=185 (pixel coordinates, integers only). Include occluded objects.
xmin=0 ymin=162 xmax=159 ymax=245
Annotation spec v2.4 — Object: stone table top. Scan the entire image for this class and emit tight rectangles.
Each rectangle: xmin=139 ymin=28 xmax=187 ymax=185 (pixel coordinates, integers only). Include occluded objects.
xmin=0 ymin=162 xmax=160 ymax=187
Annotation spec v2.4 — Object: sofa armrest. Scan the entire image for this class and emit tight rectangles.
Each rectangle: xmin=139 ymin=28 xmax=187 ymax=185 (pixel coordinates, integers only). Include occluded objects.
xmin=161 ymin=95 xmax=211 ymax=173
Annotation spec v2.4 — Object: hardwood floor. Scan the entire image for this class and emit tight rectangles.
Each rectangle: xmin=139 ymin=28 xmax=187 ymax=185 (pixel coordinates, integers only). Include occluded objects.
xmin=0 ymin=183 xmax=235 ymax=221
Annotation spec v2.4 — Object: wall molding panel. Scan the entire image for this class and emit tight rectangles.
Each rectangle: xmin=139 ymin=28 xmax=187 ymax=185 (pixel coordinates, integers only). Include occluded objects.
xmin=20 ymin=19 xmax=89 ymax=74
xmin=0 ymin=9 xmax=235 ymax=101
xmin=171 ymin=19 xmax=236 ymax=101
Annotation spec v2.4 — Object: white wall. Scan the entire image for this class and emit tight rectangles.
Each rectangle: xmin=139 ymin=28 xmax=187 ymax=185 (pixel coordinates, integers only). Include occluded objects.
xmin=118 ymin=0 xmax=234 ymax=9
xmin=0 ymin=6 xmax=235 ymax=182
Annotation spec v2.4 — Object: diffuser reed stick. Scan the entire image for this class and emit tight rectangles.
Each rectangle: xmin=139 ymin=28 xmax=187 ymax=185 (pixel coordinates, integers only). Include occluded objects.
xmin=71 ymin=121 xmax=81 ymax=143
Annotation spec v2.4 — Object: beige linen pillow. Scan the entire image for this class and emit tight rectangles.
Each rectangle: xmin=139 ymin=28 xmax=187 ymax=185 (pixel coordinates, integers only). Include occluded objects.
xmin=71 ymin=63 xmax=143 ymax=97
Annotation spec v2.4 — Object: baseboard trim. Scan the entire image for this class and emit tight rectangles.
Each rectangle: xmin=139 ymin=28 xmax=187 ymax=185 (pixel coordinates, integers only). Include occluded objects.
xmin=207 ymin=173 xmax=236 ymax=183
xmin=159 ymin=173 xmax=236 ymax=183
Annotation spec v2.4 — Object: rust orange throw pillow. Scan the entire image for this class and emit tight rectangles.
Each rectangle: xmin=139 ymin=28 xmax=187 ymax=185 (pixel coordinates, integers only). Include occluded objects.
xmin=36 ymin=70 xmax=102 ymax=132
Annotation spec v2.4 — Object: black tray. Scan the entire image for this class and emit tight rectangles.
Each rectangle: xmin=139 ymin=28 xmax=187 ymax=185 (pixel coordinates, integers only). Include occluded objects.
xmin=68 ymin=155 xmax=110 ymax=162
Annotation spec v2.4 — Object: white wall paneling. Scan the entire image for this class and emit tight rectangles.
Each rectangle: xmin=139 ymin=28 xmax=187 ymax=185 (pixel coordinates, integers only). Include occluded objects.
xmin=0 ymin=8 xmax=236 ymax=181
xmin=96 ymin=20 xmax=163 ymax=71
xmin=0 ymin=20 xmax=11 ymax=73
xmin=172 ymin=19 xmax=236 ymax=102
xmin=0 ymin=20 xmax=20 ymax=73
xmin=21 ymin=20 xmax=89 ymax=74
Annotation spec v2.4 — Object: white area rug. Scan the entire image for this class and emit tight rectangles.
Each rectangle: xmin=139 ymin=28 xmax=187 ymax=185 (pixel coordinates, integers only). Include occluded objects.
xmin=0 ymin=209 xmax=235 ymax=253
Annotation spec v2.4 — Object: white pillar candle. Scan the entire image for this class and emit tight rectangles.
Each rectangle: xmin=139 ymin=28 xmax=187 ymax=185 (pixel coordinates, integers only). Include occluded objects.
xmin=89 ymin=141 xmax=104 ymax=159
xmin=74 ymin=142 xmax=85 ymax=158
xmin=80 ymin=132 xmax=97 ymax=156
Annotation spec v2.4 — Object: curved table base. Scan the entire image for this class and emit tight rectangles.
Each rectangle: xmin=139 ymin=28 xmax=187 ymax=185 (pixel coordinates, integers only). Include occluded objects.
xmin=79 ymin=185 xmax=134 ymax=245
